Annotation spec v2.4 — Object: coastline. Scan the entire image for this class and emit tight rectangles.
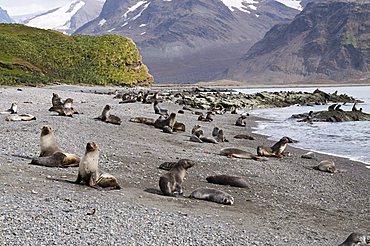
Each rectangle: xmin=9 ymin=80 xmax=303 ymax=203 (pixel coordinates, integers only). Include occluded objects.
xmin=0 ymin=86 xmax=369 ymax=245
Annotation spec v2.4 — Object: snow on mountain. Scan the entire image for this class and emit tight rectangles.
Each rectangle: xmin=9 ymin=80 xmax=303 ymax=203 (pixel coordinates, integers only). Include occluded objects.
xmin=25 ymin=0 xmax=85 ymax=32
xmin=220 ymin=0 xmax=303 ymax=12
xmin=23 ymin=0 xmax=105 ymax=34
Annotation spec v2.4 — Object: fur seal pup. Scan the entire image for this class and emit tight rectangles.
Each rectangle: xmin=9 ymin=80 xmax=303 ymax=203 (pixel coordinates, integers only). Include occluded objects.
xmin=257 ymin=136 xmax=294 ymax=158
xmin=75 ymin=142 xmax=100 ymax=187
xmin=39 ymin=125 xmax=62 ymax=157
xmin=153 ymin=100 xmax=168 ymax=115
xmin=159 ymin=159 xmax=195 ymax=196
xmin=0 ymin=102 xmax=17 ymax=114
xmin=235 ymin=115 xmax=247 ymax=127
xmin=215 ymin=129 xmax=228 ymax=143
xmin=339 ymin=232 xmax=370 ymax=246
xmin=158 ymin=161 xmax=177 ymax=171
xmin=189 ymin=188 xmax=234 ymax=205
xmin=206 ymin=175 xmax=248 ymax=188
xmin=5 ymin=114 xmax=36 ymax=121
xmin=173 ymin=122 xmax=185 ymax=132
xmin=96 ymin=105 xmax=121 ymax=125
xmin=154 ymin=113 xmax=176 ymax=130
xmin=352 ymin=103 xmax=360 ymax=112
xmin=212 ymin=127 xmax=220 ymax=137
xmin=129 ymin=116 xmax=155 ymax=126
xmin=163 ymin=125 xmax=173 ymax=134
xmin=95 ymin=172 xmax=121 ymax=190
xmin=301 ymin=151 xmax=316 ymax=159
xmin=50 ymin=98 xmax=78 ymax=116
xmin=198 ymin=112 xmax=214 ymax=122
xmin=220 ymin=148 xmax=265 ymax=161
xmin=314 ymin=160 xmax=346 ymax=173
xmin=234 ymin=134 xmax=255 ymax=140
xmin=191 ymin=125 xmax=202 ymax=135
xmin=30 ymin=152 xmax=80 ymax=168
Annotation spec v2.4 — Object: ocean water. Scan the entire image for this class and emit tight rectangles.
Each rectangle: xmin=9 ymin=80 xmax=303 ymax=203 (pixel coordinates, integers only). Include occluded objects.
xmin=236 ymin=86 xmax=370 ymax=165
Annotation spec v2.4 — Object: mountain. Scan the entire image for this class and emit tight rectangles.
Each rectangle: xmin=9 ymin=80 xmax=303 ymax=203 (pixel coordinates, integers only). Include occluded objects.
xmin=0 ymin=7 xmax=13 ymax=23
xmin=226 ymin=1 xmax=370 ymax=83
xmin=0 ymin=24 xmax=152 ymax=86
xmin=23 ymin=0 xmax=105 ymax=34
xmin=76 ymin=0 xmax=304 ymax=83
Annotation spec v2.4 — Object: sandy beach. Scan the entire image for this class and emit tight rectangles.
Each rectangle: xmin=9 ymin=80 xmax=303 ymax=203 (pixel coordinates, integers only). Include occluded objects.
xmin=0 ymin=85 xmax=369 ymax=245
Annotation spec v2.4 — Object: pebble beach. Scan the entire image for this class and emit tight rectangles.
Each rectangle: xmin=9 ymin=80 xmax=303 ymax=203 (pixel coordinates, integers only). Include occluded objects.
xmin=0 ymin=85 xmax=369 ymax=246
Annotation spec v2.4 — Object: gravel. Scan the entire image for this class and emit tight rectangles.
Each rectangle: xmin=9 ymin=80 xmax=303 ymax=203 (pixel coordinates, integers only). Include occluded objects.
xmin=0 ymin=85 xmax=369 ymax=246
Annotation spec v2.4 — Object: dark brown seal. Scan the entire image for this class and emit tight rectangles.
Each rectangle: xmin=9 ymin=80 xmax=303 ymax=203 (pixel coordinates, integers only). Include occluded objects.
xmin=159 ymin=159 xmax=195 ymax=196
xmin=129 ymin=116 xmax=155 ymax=126
xmin=206 ymin=175 xmax=248 ymax=188
xmin=154 ymin=113 xmax=176 ymax=130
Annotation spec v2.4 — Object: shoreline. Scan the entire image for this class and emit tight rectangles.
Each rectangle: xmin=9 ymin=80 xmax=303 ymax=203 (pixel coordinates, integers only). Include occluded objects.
xmin=1 ymin=86 xmax=369 ymax=245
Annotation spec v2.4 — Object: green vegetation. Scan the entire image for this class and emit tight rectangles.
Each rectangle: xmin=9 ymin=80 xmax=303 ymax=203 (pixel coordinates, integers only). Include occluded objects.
xmin=0 ymin=24 xmax=153 ymax=86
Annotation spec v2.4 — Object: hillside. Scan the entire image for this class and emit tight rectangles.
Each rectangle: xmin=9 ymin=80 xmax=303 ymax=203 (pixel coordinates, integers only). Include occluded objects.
xmin=0 ymin=24 xmax=152 ymax=86
xmin=76 ymin=0 xmax=301 ymax=83
xmin=226 ymin=1 xmax=370 ymax=83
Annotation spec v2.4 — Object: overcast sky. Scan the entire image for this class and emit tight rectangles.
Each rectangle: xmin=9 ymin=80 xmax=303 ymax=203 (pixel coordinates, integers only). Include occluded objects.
xmin=0 ymin=0 xmax=69 ymax=16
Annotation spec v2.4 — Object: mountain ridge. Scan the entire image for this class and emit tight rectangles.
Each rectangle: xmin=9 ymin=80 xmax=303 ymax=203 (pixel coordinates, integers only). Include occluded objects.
xmin=225 ymin=1 xmax=370 ymax=83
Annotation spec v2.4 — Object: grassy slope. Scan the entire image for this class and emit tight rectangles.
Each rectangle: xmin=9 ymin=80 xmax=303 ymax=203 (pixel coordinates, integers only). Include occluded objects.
xmin=0 ymin=24 xmax=153 ymax=86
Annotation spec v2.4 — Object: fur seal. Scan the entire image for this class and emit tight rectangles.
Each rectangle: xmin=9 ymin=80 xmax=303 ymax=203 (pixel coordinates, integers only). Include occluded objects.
xmin=212 ymin=127 xmax=220 ymax=137
xmin=215 ymin=129 xmax=228 ymax=143
xmin=158 ymin=161 xmax=177 ymax=171
xmin=352 ymin=103 xmax=360 ymax=112
xmin=301 ymin=151 xmax=316 ymax=159
xmin=51 ymin=93 xmax=63 ymax=107
xmin=189 ymin=188 xmax=234 ymax=205
xmin=5 ymin=114 xmax=36 ymax=121
xmin=75 ymin=142 xmax=100 ymax=187
xmin=154 ymin=113 xmax=176 ymax=130
xmin=153 ymin=100 xmax=168 ymax=115
xmin=198 ymin=111 xmax=214 ymax=122
xmin=95 ymin=172 xmax=121 ymax=189
xmin=50 ymin=97 xmax=78 ymax=116
xmin=191 ymin=125 xmax=202 ymax=135
xmin=234 ymin=134 xmax=255 ymax=140
xmin=314 ymin=160 xmax=346 ymax=173
xmin=339 ymin=232 xmax=370 ymax=246
xmin=0 ymin=102 xmax=17 ymax=114
xmin=39 ymin=125 xmax=62 ymax=157
xmin=257 ymin=137 xmax=294 ymax=158
xmin=96 ymin=105 xmax=121 ymax=125
xmin=173 ymin=122 xmax=185 ymax=132
xmin=206 ymin=175 xmax=248 ymax=188
xmin=129 ymin=116 xmax=155 ymax=126
xmin=235 ymin=115 xmax=247 ymax=127
xmin=159 ymin=159 xmax=195 ymax=196
xmin=30 ymin=152 xmax=80 ymax=168
xmin=220 ymin=148 xmax=266 ymax=161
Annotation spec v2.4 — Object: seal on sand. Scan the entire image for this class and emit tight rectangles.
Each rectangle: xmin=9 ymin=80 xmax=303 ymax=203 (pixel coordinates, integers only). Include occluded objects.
xmin=0 ymin=102 xmax=17 ymax=114
xmin=257 ymin=136 xmax=294 ymax=158
xmin=95 ymin=172 xmax=121 ymax=190
xmin=129 ymin=116 xmax=155 ymax=126
xmin=75 ymin=142 xmax=100 ymax=187
xmin=30 ymin=152 xmax=80 ymax=168
xmin=154 ymin=113 xmax=176 ymax=130
xmin=206 ymin=175 xmax=248 ymax=188
xmin=159 ymin=159 xmax=195 ymax=196
xmin=6 ymin=114 xmax=36 ymax=121
xmin=235 ymin=115 xmax=247 ymax=127
xmin=39 ymin=125 xmax=62 ymax=157
xmin=153 ymin=100 xmax=168 ymax=115
xmin=189 ymin=188 xmax=234 ymax=205
xmin=234 ymin=134 xmax=255 ymax=140
xmin=339 ymin=232 xmax=370 ymax=246
xmin=313 ymin=160 xmax=346 ymax=173
xmin=96 ymin=105 xmax=121 ymax=125
xmin=220 ymin=148 xmax=266 ymax=161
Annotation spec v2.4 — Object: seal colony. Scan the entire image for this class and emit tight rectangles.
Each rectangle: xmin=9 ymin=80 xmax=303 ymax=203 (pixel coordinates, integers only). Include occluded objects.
xmin=0 ymin=86 xmax=368 ymax=245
